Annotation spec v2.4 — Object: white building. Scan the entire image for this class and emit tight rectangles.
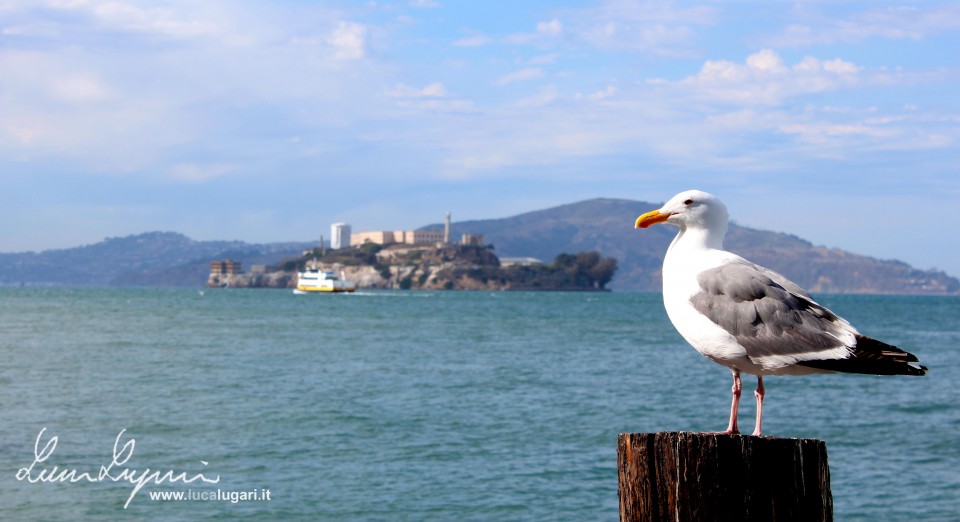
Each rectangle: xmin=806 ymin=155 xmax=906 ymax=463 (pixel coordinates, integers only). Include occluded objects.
xmin=331 ymin=222 xmax=351 ymax=250
xmin=350 ymin=212 xmax=487 ymax=247
xmin=352 ymin=229 xmax=444 ymax=246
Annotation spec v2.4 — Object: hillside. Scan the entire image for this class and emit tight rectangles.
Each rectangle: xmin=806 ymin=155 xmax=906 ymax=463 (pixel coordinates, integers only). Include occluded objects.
xmin=0 ymin=232 xmax=313 ymax=287
xmin=424 ymin=198 xmax=958 ymax=294
xmin=2 ymin=199 xmax=957 ymax=293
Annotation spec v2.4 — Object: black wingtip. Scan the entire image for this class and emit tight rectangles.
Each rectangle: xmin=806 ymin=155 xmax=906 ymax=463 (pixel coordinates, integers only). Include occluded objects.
xmin=798 ymin=335 xmax=928 ymax=376
xmin=903 ymin=363 xmax=928 ymax=376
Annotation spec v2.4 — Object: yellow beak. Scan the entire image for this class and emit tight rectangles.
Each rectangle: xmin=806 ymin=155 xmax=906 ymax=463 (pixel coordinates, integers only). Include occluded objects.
xmin=635 ymin=209 xmax=673 ymax=229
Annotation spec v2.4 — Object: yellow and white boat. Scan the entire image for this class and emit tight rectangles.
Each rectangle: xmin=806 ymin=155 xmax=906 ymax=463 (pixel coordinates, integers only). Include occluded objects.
xmin=295 ymin=268 xmax=356 ymax=293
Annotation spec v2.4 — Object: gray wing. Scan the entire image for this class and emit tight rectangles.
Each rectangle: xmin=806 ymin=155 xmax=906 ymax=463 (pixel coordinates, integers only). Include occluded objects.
xmin=753 ymin=264 xmax=813 ymax=301
xmin=689 ymin=261 xmax=854 ymax=360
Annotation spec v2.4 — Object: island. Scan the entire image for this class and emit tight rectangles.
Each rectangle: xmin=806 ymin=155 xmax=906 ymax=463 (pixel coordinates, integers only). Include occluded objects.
xmin=207 ymin=242 xmax=618 ymax=291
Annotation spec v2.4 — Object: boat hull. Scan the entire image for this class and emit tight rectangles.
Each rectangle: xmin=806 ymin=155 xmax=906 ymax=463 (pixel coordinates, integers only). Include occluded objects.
xmin=295 ymin=268 xmax=356 ymax=293
xmin=294 ymin=285 xmax=355 ymax=293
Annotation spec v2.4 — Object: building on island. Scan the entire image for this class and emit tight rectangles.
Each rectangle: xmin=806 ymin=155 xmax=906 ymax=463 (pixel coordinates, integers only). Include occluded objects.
xmin=459 ymin=233 xmax=484 ymax=246
xmin=331 ymin=223 xmax=351 ymax=249
xmin=351 ymin=229 xmax=445 ymax=246
xmin=349 ymin=211 xmax=449 ymax=246
xmin=210 ymin=260 xmax=242 ymax=275
xmin=346 ymin=213 xmax=483 ymax=248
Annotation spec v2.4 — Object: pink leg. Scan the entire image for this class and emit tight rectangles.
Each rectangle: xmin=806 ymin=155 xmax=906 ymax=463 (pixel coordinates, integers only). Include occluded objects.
xmin=752 ymin=376 xmax=765 ymax=437
xmin=721 ymin=371 xmax=741 ymax=434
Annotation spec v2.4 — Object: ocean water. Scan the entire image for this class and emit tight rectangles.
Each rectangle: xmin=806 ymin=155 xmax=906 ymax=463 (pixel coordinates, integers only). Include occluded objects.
xmin=0 ymin=288 xmax=957 ymax=521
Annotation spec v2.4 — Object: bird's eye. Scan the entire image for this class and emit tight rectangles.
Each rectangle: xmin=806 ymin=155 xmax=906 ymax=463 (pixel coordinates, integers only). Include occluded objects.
xmin=683 ymin=199 xmax=694 ymax=206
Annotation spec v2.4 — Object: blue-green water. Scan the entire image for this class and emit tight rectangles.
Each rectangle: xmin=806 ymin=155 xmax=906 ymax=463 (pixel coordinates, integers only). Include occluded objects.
xmin=1 ymin=289 xmax=957 ymax=520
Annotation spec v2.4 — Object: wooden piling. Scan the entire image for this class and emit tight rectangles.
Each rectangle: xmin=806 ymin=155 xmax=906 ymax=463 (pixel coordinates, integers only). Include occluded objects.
xmin=617 ymin=432 xmax=832 ymax=522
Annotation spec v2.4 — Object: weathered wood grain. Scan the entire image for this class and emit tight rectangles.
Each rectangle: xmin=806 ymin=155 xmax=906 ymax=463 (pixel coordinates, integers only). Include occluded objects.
xmin=618 ymin=432 xmax=832 ymax=522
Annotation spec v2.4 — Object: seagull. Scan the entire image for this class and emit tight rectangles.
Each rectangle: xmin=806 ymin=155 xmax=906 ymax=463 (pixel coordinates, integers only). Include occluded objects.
xmin=635 ymin=189 xmax=927 ymax=437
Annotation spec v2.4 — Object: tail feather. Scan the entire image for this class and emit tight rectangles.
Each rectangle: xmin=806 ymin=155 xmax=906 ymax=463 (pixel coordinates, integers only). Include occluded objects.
xmin=798 ymin=335 xmax=927 ymax=376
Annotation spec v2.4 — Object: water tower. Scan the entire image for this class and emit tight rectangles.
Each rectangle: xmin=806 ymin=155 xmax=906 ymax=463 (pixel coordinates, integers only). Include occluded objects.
xmin=444 ymin=212 xmax=451 ymax=244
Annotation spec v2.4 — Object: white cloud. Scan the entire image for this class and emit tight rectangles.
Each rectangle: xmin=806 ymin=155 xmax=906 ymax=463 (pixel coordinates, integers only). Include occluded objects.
xmin=514 ymin=85 xmax=561 ymax=108
xmin=386 ymin=83 xmax=448 ymax=98
xmin=560 ymin=0 xmax=716 ymax=56
xmin=745 ymin=49 xmax=786 ymax=73
xmin=384 ymin=83 xmax=475 ymax=112
xmin=420 ymin=62 xmax=955 ymax=181
xmin=536 ymin=19 xmax=563 ymax=37
xmin=768 ymin=4 xmax=960 ymax=47
xmin=446 ymin=0 xmax=717 ymax=56
xmin=329 ymin=21 xmax=368 ymax=60
xmin=394 ymin=98 xmax=475 ymax=112
xmin=432 ymin=94 xmax=681 ymax=175
xmin=822 ymin=60 xmax=859 ymax=75
xmin=2 ymin=22 xmax=60 ymax=37
xmin=495 ymin=67 xmax=543 ymax=86
xmin=44 ymin=0 xmax=220 ymax=39
xmin=504 ymin=19 xmax=565 ymax=45
xmin=587 ymin=85 xmax=618 ymax=101
xmin=663 ymin=49 xmax=861 ymax=105
xmin=453 ymin=34 xmax=490 ymax=47
xmin=51 ymin=73 xmax=112 ymax=102
xmin=0 ymin=3 xmax=384 ymax=175
xmin=778 ymin=122 xmax=894 ymax=143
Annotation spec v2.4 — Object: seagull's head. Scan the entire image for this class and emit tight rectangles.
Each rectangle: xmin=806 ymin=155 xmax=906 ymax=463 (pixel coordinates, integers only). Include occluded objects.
xmin=635 ymin=190 xmax=729 ymax=233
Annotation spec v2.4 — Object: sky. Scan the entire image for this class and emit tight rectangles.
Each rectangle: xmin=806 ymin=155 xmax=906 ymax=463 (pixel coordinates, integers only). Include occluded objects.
xmin=1 ymin=0 xmax=959 ymax=276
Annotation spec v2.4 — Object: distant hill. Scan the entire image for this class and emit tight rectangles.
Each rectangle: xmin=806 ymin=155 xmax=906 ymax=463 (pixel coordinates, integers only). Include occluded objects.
xmin=424 ymin=198 xmax=959 ymax=294
xmin=0 ymin=232 xmax=313 ymax=287
xmin=2 ymin=199 xmax=957 ymax=293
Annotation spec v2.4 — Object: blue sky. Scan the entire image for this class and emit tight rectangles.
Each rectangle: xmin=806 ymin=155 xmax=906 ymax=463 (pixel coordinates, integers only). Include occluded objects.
xmin=1 ymin=1 xmax=959 ymax=276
